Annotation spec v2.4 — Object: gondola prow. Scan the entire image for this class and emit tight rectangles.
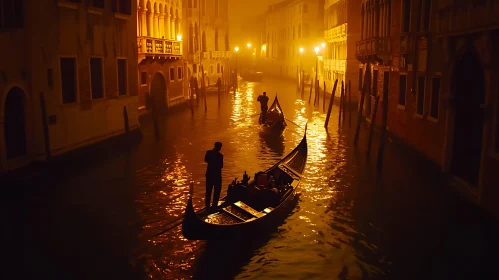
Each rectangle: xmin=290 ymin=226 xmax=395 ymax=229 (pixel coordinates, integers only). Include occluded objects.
xmin=189 ymin=181 xmax=194 ymax=197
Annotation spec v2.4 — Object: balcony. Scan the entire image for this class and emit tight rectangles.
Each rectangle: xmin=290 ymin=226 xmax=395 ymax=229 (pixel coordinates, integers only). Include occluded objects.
xmin=137 ymin=36 xmax=182 ymax=57
xmin=355 ymin=37 xmax=390 ymax=63
xmin=400 ymin=33 xmax=411 ymax=54
xmin=324 ymin=24 xmax=347 ymax=43
xmin=210 ymin=51 xmax=232 ymax=59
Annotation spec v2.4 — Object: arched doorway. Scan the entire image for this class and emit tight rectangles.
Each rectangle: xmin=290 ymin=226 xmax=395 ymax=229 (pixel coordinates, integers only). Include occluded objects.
xmin=450 ymin=49 xmax=485 ymax=186
xmin=150 ymin=73 xmax=167 ymax=113
xmin=4 ymin=87 xmax=27 ymax=159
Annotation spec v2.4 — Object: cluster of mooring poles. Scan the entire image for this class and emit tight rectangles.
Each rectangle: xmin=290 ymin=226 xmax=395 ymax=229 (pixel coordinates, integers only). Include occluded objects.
xmin=298 ymin=62 xmax=388 ymax=172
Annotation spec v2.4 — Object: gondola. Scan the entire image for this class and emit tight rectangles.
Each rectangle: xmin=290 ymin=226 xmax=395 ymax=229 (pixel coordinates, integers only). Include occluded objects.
xmin=241 ymin=70 xmax=264 ymax=82
xmin=259 ymin=96 xmax=287 ymax=136
xmin=182 ymin=125 xmax=308 ymax=240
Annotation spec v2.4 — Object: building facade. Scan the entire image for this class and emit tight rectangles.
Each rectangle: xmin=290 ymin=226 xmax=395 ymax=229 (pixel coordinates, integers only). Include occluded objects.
xmin=0 ymin=0 xmax=140 ymax=172
xmin=137 ymin=0 xmax=185 ymax=113
xmin=183 ymin=0 xmax=231 ymax=90
xmin=356 ymin=0 xmax=499 ymax=218
xmin=260 ymin=0 xmax=324 ymax=81
xmin=321 ymin=0 xmax=361 ymax=102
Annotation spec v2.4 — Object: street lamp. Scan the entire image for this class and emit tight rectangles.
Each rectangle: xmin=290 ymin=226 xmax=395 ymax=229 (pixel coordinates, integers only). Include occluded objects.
xmin=247 ymin=43 xmax=251 ymax=48
xmin=235 ymin=46 xmax=239 ymax=92
xmin=314 ymin=46 xmax=320 ymax=91
xmin=321 ymin=42 xmax=326 ymax=48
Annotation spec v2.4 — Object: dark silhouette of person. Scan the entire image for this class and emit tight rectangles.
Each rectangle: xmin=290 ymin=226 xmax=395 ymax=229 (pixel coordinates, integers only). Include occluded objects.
xmin=205 ymin=142 xmax=223 ymax=208
xmin=257 ymin=92 xmax=269 ymax=124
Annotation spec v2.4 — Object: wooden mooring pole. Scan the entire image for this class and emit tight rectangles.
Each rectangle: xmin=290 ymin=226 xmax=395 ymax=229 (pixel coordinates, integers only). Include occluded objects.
xmin=348 ymin=80 xmax=352 ymax=127
xmin=338 ymin=81 xmax=344 ymax=127
xmin=354 ymin=64 xmax=370 ymax=146
xmin=366 ymin=95 xmax=380 ymax=157
xmin=324 ymin=79 xmax=338 ymax=129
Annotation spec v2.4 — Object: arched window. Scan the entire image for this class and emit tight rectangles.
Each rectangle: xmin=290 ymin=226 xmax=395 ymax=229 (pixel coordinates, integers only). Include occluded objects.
xmin=188 ymin=0 xmax=192 ymax=8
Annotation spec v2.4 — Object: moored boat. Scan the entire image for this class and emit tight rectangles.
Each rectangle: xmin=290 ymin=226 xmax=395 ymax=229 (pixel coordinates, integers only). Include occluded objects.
xmin=259 ymin=96 xmax=287 ymax=136
xmin=182 ymin=125 xmax=308 ymax=240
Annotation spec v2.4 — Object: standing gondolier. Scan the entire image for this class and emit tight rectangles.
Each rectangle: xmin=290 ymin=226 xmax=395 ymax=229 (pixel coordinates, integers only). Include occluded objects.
xmin=205 ymin=142 xmax=224 ymax=209
xmin=257 ymin=92 xmax=269 ymax=124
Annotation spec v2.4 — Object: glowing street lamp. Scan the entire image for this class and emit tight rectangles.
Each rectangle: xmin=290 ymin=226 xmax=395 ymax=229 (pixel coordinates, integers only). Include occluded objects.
xmin=314 ymin=46 xmax=320 ymax=55
xmin=235 ymin=46 xmax=239 ymax=52
xmin=177 ymin=34 xmax=183 ymax=41
xmin=299 ymin=47 xmax=304 ymax=53
xmin=321 ymin=42 xmax=326 ymax=48
xmin=247 ymin=43 xmax=252 ymax=48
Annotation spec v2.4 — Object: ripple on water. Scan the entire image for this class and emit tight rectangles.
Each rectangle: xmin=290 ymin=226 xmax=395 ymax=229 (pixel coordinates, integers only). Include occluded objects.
xmin=133 ymin=79 xmax=390 ymax=279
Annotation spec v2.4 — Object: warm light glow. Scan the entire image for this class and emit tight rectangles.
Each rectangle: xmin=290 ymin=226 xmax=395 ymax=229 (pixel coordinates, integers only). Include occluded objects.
xmin=299 ymin=47 xmax=304 ymax=53
xmin=262 ymin=45 xmax=266 ymax=51
xmin=314 ymin=46 xmax=320 ymax=54
xmin=235 ymin=46 xmax=239 ymax=52
xmin=177 ymin=34 xmax=182 ymax=41
xmin=321 ymin=42 xmax=326 ymax=48
xmin=247 ymin=43 xmax=252 ymax=48
xmin=252 ymin=53 xmax=255 ymax=56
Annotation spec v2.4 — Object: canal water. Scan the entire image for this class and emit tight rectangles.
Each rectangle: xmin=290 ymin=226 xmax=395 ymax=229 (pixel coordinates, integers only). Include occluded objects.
xmin=7 ymin=78 xmax=499 ymax=280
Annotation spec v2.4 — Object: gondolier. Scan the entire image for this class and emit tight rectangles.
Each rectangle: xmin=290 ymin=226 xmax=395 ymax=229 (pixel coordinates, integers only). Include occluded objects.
xmin=182 ymin=124 xmax=308 ymax=240
xmin=257 ymin=92 xmax=269 ymax=124
xmin=205 ymin=142 xmax=223 ymax=209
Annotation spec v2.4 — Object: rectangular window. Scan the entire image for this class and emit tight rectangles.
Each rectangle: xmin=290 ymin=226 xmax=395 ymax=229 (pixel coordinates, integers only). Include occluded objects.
xmin=1 ymin=0 xmax=24 ymax=28
xmin=303 ymin=4 xmax=308 ymax=13
xmin=140 ymin=72 xmax=147 ymax=85
xmin=170 ymin=68 xmax=175 ymax=81
xmin=422 ymin=0 xmax=431 ymax=31
xmin=399 ymin=74 xmax=407 ymax=106
xmin=383 ymin=71 xmax=390 ymax=100
xmin=372 ymin=70 xmax=378 ymax=96
xmin=90 ymin=58 xmax=104 ymax=99
xmin=358 ymin=68 xmax=363 ymax=90
xmin=430 ymin=77 xmax=440 ymax=119
xmin=193 ymin=64 xmax=197 ymax=73
xmin=92 ymin=0 xmax=104 ymax=9
xmin=417 ymin=76 xmax=425 ymax=115
xmin=117 ymin=59 xmax=127 ymax=96
xmin=402 ymin=0 xmax=411 ymax=32
xmin=60 ymin=57 xmax=77 ymax=104
xmin=113 ymin=0 xmax=131 ymax=15
xmin=47 ymin=68 xmax=53 ymax=89
xmin=177 ymin=67 xmax=183 ymax=80
xmin=215 ymin=0 xmax=219 ymax=17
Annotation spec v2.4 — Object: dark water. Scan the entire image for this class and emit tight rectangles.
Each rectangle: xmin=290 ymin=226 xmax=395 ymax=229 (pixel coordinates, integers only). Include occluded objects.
xmin=6 ymin=78 xmax=499 ymax=280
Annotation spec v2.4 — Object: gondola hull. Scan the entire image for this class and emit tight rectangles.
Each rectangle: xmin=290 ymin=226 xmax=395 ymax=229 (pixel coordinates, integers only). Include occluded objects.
xmin=182 ymin=127 xmax=308 ymax=241
xmin=259 ymin=123 xmax=285 ymax=136
xmin=182 ymin=186 xmax=300 ymax=240
xmin=259 ymin=96 xmax=287 ymax=136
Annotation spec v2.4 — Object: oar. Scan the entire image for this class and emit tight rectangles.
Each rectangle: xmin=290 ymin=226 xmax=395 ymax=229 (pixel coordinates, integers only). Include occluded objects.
xmin=284 ymin=118 xmax=302 ymax=128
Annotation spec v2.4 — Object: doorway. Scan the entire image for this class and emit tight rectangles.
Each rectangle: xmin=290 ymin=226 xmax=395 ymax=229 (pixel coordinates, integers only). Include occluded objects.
xmin=150 ymin=73 xmax=167 ymax=113
xmin=4 ymin=87 xmax=27 ymax=159
xmin=450 ymin=50 xmax=485 ymax=186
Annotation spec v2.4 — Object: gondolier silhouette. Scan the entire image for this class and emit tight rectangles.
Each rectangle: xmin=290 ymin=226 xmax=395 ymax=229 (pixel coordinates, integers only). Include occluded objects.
xmin=205 ymin=142 xmax=224 ymax=209
xmin=257 ymin=92 xmax=269 ymax=124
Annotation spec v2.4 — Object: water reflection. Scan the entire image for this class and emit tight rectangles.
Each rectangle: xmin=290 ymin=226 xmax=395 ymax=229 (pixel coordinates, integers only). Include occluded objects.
xmin=129 ymin=78 xmax=393 ymax=279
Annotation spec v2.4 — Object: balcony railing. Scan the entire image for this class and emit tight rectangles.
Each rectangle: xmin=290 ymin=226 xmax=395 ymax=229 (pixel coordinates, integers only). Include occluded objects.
xmin=210 ymin=51 xmax=232 ymax=59
xmin=356 ymin=37 xmax=390 ymax=57
xmin=324 ymin=24 xmax=347 ymax=43
xmin=137 ymin=36 xmax=182 ymax=56
xmin=400 ymin=33 xmax=410 ymax=54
